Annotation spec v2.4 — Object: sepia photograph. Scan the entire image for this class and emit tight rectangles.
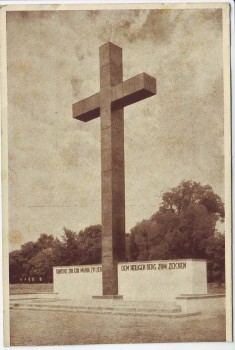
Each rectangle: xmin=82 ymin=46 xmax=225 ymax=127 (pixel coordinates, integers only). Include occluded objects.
xmin=1 ymin=2 xmax=232 ymax=347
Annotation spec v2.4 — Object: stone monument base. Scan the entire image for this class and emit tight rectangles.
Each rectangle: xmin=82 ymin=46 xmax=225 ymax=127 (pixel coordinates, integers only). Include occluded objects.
xmin=53 ymin=259 xmax=207 ymax=302
xmin=175 ymin=293 xmax=225 ymax=314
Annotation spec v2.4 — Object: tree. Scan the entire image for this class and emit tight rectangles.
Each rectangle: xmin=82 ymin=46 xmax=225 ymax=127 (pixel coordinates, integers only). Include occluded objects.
xmin=77 ymin=225 xmax=102 ymax=264
xmin=9 ymin=225 xmax=103 ymax=283
xmin=206 ymin=232 xmax=225 ymax=285
xmin=9 ymin=250 xmax=25 ymax=283
xmin=9 ymin=233 xmax=59 ymax=283
xmin=57 ymin=225 xmax=102 ymax=266
xmin=36 ymin=234 xmax=55 ymax=251
xmin=159 ymin=181 xmax=224 ymax=220
xmin=129 ymin=180 xmax=224 ymax=268
xmin=27 ymin=248 xmax=57 ymax=282
xmin=129 ymin=220 xmax=149 ymax=261
xmin=59 ymin=227 xmax=80 ymax=265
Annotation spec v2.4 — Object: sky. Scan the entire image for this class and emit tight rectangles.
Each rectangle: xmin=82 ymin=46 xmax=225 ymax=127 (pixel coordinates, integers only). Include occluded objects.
xmin=6 ymin=8 xmax=224 ymax=251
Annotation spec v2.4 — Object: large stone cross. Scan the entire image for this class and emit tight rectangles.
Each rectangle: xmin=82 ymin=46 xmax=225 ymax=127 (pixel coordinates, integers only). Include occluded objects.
xmin=73 ymin=42 xmax=156 ymax=296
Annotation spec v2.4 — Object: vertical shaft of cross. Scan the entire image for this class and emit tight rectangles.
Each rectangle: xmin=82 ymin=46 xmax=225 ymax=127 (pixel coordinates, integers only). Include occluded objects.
xmin=73 ymin=42 xmax=156 ymax=297
xmin=99 ymin=43 xmax=126 ymax=295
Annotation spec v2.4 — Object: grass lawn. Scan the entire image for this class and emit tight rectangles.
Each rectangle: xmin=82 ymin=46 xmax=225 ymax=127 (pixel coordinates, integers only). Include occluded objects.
xmin=10 ymin=283 xmax=53 ymax=294
xmin=10 ymin=309 xmax=225 ymax=345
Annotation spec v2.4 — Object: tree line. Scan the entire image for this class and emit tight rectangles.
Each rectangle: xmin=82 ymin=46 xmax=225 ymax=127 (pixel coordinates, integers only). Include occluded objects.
xmin=129 ymin=181 xmax=225 ymax=284
xmin=9 ymin=180 xmax=225 ymax=284
xmin=9 ymin=225 xmax=102 ymax=283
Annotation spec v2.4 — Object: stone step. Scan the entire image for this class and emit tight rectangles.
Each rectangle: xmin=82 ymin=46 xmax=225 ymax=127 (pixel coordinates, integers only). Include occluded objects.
xmin=55 ymin=299 xmax=179 ymax=309
xmin=10 ymin=304 xmax=199 ymax=318
xmin=11 ymin=302 xmax=181 ymax=313
xmin=10 ymin=296 xmax=180 ymax=310
xmin=10 ymin=300 xmax=200 ymax=318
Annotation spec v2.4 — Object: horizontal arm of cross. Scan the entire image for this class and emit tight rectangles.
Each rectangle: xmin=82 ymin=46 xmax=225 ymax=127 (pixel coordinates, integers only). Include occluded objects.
xmin=111 ymin=73 xmax=156 ymax=110
xmin=73 ymin=73 xmax=156 ymax=122
xmin=72 ymin=92 xmax=100 ymax=122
